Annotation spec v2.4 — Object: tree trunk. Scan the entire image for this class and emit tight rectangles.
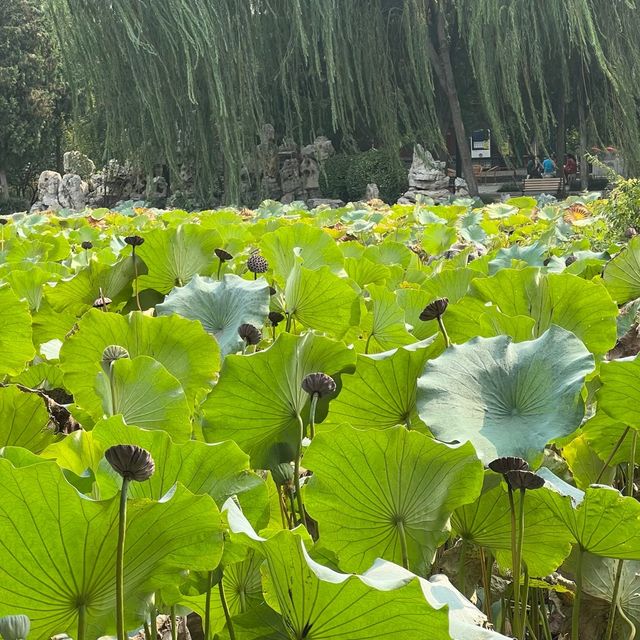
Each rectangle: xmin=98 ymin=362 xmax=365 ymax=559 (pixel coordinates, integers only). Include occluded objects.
xmin=0 ymin=169 xmax=8 ymax=200
xmin=430 ymin=6 xmax=478 ymax=196
xmin=578 ymin=98 xmax=588 ymax=190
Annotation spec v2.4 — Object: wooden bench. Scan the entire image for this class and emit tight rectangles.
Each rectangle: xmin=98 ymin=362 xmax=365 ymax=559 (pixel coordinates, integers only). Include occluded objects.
xmin=522 ymin=177 xmax=564 ymax=195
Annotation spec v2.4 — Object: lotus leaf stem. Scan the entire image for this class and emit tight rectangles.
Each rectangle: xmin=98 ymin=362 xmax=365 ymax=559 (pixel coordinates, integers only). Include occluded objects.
xmin=170 ymin=606 xmax=177 ymax=640
xmin=219 ymin=579 xmax=237 ymax=640
xmin=204 ymin=570 xmax=214 ymax=640
xmin=294 ymin=413 xmax=308 ymax=529
xmin=539 ymin=591 xmax=552 ymax=640
xmin=617 ymin=600 xmax=636 ymax=640
xmin=596 ymin=426 xmax=630 ymax=484
xmin=78 ymin=603 xmax=86 ymax=640
xmin=507 ymin=485 xmax=521 ymax=638
xmin=513 ymin=487 xmax=526 ymax=639
xmin=571 ymin=546 xmax=584 ymax=640
xmin=309 ymin=394 xmax=319 ymax=440
xmin=480 ymin=547 xmax=493 ymax=622
xmin=116 ymin=478 xmax=130 ymax=640
xmin=287 ymin=487 xmax=297 ymax=528
xmin=458 ymin=538 xmax=467 ymax=595
xmin=285 ymin=312 xmax=292 ymax=333
xmin=397 ymin=518 xmax=409 ymax=570
xmin=132 ymin=246 xmax=142 ymax=312
xmin=217 ymin=260 xmax=222 ymax=280
xmin=521 ymin=565 xmax=530 ymax=637
xmin=436 ymin=314 xmax=450 ymax=348
xmin=605 ymin=428 xmax=637 ymax=640
xmin=364 ymin=333 xmax=373 ymax=354
xmin=144 ymin=621 xmax=153 ymax=640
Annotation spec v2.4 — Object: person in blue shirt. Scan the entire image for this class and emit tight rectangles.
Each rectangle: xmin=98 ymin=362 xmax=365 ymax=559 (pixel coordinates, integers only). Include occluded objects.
xmin=542 ymin=155 xmax=556 ymax=177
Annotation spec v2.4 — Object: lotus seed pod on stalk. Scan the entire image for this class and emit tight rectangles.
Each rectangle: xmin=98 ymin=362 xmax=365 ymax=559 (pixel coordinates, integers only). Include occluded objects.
xmin=247 ymin=253 xmax=269 ymax=274
xmin=215 ymin=248 xmax=233 ymax=262
xmin=238 ymin=323 xmax=262 ymax=346
xmin=105 ymin=445 xmax=155 ymax=482
xmin=0 ymin=615 xmax=30 ymax=640
xmin=268 ymin=311 xmax=285 ymax=327
xmin=124 ymin=235 xmax=144 ymax=247
xmin=81 ymin=240 xmax=93 ymax=250
xmin=488 ymin=457 xmax=529 ymax=475
xmin=505 ymin=469 xmax=545 ymax=491
xmin=419 ymin=298 xmax=449 ymax=321
xmin=271 ymin=461 xmax=294 ymax=487
xmin=93 ymin=295 xmax=112 ymax=309
xmin=301 ymin=373 xmax=336 ymax=398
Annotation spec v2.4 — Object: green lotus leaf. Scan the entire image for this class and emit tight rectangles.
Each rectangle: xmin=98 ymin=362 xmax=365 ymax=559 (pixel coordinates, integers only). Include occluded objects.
xmin=324 ymin=337 xmax=441 ymax=430
xmin=3 ymin=264 xmax=51 ymax=311
xmin=451 ymin=473 xmax=574 ymax=576
xmin=344 ymin=256 xmax=391 ymax=288
xmin=540 ymin=484 xmax=640 ymax=559
xmin=359 ymin=285 xmax=414 ymax=353
xmin=136 ymin=224 xmax=222 ymax=293
xmin=0 ymin=286 xmax=35 ymax=376
xmin=260 ymin=223 xmax=344 ymax=283
xmin=422 ymin=223 xmax=457 ymax=256
xmin=0 ymin=459 xmax=223 ymax=638
xmin=597 ymin=355 xmax=640 ymax=430
xmin=31 ymin=299 xmax=78 ymax=348
xmin=305 ymin=425 xmax=483 ymax=574
xmin=12 ymin=361 xmax=65 ymax=390
xmin=363 ymin=240 xmax=414 ymax=269
xmin=416 ymin=326 xmax=594 ymax=463
xmin=471 ymin=267 xmax=618 ymax=354
xmin=46 ymin=254 xmax=146 ymax=315
xmin=422 ymin=268 xmax=483 ymax=303
xmin=582 ymin=410 xmax=633 ymax=467
xmin=60 ymin=309 xmax=219 ymax=414
xmin=94 ymin=356 xmax=192 ymax=439
xmin=156 ymin=274 xmax=270 ymax=357
xmin=603 ymin=235 xmax=640 ymax=304
xmin=283 ymin=264 xmax=360 ymax=337
xmin=0 ymin=385 xmax=56 ymax=452
xmin=477 ymin=308 xmax=535 ymax=342
xmin=260 ymin=529 xmax=451 ymax=639
xmin=202 ymin=333 xmax=356 ymax=468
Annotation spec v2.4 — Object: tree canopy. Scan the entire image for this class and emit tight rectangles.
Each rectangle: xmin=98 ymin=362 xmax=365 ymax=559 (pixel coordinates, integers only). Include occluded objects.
xmin=48 ymin=0 xmax=640 ymax=201
xmin=0 ymin=0 xmax=66 ymax=198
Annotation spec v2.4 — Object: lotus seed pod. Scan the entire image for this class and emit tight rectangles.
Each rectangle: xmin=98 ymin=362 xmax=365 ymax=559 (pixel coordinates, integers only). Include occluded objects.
xmin=271 ymin=462 xmax=294 ymax=487
xmin=301 ymin=372 xmax=336 ymax=398
xmin=81 ymin=240 xmax=93 ymax=250
xmin=238 ymin=323 xmax=262 ymax=346
xmin=0 ymin=615 xmax=30 ymax=640
xmin=215 ymin=248 xmax=233 ymax=262
xmin=565 ymin=255 xmax=577 ymax=266
xmin=625 ymin=227 xmax=638 ymax=238
xmin=105 ymin=444 xmax=155 ymax=482
xmin=419 ymin=298 xmax=449 ymax=322
xmin=124 ymin=235 xmax=144 ymax=247
xmin=268 ymin=286 xmax=277 ymax=296
xmin=247 ymin=253 xmax=269 ymax=274
xmin=92 ymin=295 xmax=112 ymax=309
xmin=488 ymin=457 xmax=529 ymax=475
xmin=268 ymin=311 xmax=285 ymax=327
xmin=505 ymin=469 xmax=545 ymax=491
xmin=0 ymin=218 xmax=8 ymax=226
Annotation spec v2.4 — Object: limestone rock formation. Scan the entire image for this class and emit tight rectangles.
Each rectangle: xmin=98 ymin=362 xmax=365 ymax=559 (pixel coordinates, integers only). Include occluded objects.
xmin=30 ymin=170 xmax=88 ymax=212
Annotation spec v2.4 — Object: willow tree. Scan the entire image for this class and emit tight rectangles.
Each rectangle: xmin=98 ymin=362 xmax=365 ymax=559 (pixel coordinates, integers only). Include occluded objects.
xmin=48 ymin=0 xmax=640 ymax=202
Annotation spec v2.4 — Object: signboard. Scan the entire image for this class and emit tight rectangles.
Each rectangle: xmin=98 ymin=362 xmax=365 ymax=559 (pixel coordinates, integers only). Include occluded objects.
xmin=470 ymin=129 xmax=491 ymax=159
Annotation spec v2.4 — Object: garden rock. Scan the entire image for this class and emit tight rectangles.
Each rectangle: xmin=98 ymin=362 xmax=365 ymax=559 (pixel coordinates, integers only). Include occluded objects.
xmin=398 ymin=145 xmax=451 ymax=203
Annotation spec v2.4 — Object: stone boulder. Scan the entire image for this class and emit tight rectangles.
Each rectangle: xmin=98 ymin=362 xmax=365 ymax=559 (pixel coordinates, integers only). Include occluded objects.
xmin=398 ymin=145 xmax=452 ymax=204
xmin=30 ymin=171 xmax=88 ymax=213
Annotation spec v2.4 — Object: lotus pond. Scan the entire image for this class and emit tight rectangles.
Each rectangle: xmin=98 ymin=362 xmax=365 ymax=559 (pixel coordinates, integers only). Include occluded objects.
xmin=0 ymin=194 xmax=638 ymax=640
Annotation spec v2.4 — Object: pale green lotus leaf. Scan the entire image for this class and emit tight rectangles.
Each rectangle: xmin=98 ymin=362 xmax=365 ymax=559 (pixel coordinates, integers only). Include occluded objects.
xmin=417 ymin=326 xmax=594 ymax=462
xmin=156 ymin=274 xmax=270 ymax=356
xmin=603 ymin=235 xmax=640 ymax=304
xmin=359 ymin=285 xmax=414 ymax=353
xmin=597 ymin=355 xmax=640 ymax=430
xmin=0 ymin=385 xmax=56 ymax=452
xmin=305 ymin=425 xmax=483 ymax=574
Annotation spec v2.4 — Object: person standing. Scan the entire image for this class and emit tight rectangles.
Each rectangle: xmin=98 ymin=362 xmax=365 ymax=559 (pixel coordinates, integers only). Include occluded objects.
xmin=563 ymin=154 xmax=577 ymax=185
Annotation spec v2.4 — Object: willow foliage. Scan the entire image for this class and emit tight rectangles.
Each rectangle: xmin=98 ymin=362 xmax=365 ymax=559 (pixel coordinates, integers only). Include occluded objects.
xmin=49 ymin=0 xmax=640 ymax=201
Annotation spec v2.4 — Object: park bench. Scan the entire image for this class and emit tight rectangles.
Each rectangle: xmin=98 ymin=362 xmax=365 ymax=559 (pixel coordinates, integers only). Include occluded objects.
xmin=522 ymin=177 xmax=564 ymax=196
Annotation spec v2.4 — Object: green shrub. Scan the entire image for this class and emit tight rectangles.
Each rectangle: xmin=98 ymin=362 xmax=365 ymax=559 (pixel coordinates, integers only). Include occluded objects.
xmin=595 ymin=177 xmax=640 ymax=238
xmin=321 ymin=149 xmax=407 ymax=203
xmin=497 ymin=182 xmax=522 ymax=193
